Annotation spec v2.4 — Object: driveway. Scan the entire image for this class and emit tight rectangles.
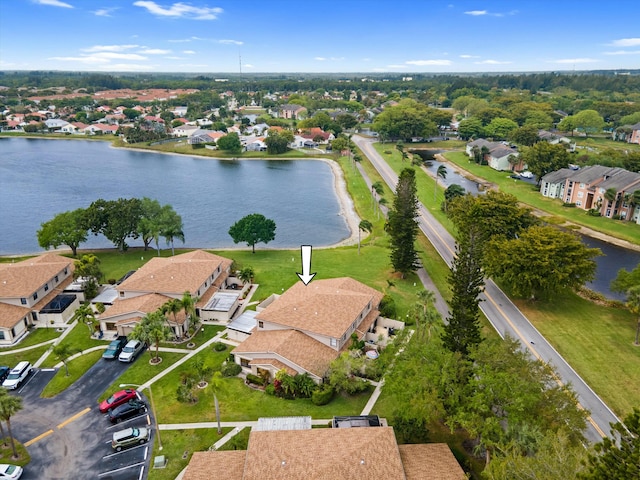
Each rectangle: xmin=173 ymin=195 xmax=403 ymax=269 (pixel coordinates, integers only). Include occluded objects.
xmin=11 ymin=358 xmax=155 ymax=480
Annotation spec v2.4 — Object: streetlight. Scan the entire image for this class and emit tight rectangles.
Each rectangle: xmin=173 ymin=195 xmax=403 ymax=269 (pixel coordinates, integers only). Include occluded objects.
xmin=120 ymin=383 xmax=162 ymax=451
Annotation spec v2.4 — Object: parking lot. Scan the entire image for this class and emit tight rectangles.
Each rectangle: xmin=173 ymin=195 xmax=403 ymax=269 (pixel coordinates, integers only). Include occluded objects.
xmin=11 ymin=358 xmax=156 ymax=480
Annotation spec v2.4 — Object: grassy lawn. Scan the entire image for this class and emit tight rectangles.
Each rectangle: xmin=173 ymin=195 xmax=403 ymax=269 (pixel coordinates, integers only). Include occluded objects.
xmin=39 ymin=322 xmax=110 ymax=368
xmin=0 ymin=344 xmax=51 ymax=368
xmin=147 ymin=428 xmax=232 ymax=480
xmin=41 ymin=350 xmax=104 ymax=398
xmin=0 ymin=328 xmax=60 ymax=351
xmin=0 ymin=442 xmax=30 ymax=467
xmin=160 ymin=325 xmax=224 ymax=348
xmin=514 ymin=291 xmax=639 ymax=418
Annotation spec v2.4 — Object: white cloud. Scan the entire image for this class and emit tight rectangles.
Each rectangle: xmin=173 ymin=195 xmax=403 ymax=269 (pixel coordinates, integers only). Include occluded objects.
xmin=99 ymin=63 xmax=155 ymax=71
xmin=314 ymin=57 xmax=326 ymax=61
xmin=243 ymin=64 xmax=254 ymax=68
xmin=475 ymin=59 xmax=511 ymax=64
xmin=465 ymin=10 xmax=487 ymax=15
xmin=603 ymin=50 xmax=640 ymax=55
xmin=169 ymin=36 xmax=206 ymax=43
xmin=219 ymin=39 xmax=243 ymax=45
xmin=314 ymin=56 xmax=344 ymax=61
xmin=608 ymin=38 xmax=640 ymax=47
xmin=464 ymin=9 xmax=516 ymax=17
xmin=94 ymin=7 xmax=117 ymax=16
xmin=551 ymin=58 xmax=598 ymax=64
xmin=139 ymin=49 xmax=172 ymax=54
xmin=459 ymin=54 xmax=480 ymax=59
xmin=406 ymin=59 xmax=452 ymax=66
xmin=90 ymin=52 xmax=148 ymax=60
xmin=48 ymin=56 xmax=110 ymax=64
xmin=82 ymin=45 xmax=139 ymax=52
xmin=34 ymin=0 xmax=73 ymax=8
xmin=183 ymin=50 xmax=196 ymax=54
xmin=386 ymin=64 xmax=406 ymax=69
xmin=133 ymin=1 xmax=223 ymax=20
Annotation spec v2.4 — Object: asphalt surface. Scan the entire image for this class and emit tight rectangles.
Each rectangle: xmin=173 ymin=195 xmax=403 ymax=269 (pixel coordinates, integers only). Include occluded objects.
xmin=11 ymin=357 xmax=155 ymax=480
xmin=353 ymin=135 xmax=621 ymax=444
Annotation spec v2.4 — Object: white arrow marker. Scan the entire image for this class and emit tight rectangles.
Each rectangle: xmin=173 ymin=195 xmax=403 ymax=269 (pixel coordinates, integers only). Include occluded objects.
xmin=296 ymin=245 xmax=316 ymax=285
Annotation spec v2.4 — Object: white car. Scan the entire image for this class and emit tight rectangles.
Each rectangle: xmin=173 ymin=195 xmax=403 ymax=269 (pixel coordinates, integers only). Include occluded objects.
xmin=0 ymin=464 xmax=23 ymax=479
xmin=519 ymin=171 xmax=533 ymax=178
xmin=118 ymin=340 xmax=144 ymax=363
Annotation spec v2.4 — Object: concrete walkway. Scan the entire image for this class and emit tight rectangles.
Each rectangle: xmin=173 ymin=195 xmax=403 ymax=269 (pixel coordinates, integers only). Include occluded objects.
xmin=0 ymin=337 xmax=58 ymax=355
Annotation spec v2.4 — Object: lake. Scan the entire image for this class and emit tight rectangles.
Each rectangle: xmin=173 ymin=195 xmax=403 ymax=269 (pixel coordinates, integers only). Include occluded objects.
xmin=0 ymin=138 xmax=351 ymax=255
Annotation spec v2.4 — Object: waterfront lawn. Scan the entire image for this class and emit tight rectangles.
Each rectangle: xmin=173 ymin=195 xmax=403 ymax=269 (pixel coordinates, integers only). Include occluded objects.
xmin=514 ymin=291 xmax=640 ymax=418
xmin=41 ymin=350 xmax=104 ymax=398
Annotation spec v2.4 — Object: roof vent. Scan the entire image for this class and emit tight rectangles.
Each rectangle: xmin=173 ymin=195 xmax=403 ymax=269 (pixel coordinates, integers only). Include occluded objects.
xmin=281 ymin=460 xmax=286 ymax=467
xmin=360 ymin=459 xmax=365 ymax=465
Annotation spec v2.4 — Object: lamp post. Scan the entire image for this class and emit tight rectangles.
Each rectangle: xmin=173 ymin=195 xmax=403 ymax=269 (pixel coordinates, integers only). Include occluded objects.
xmin=120 ymin=383 xmax=162 ymax=451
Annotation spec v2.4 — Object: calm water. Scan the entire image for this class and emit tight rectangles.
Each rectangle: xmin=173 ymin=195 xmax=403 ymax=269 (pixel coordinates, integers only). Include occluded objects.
xmin=0 ymin=138 xmax=350 ymax=255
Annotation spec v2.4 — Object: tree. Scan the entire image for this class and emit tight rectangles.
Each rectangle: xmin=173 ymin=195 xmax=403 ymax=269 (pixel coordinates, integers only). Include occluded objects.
xmin=0 ymin=392 xmax=23 ymax=459
xmin=580 ymin=408 xmax=640 ymax=479
xmin=216 ymin=132 xmax=242 ymax=153
xmin=509 ymin=124 xmax=540 ymax=147
xmin=228 ymin=213 xmax=276 ymax=253
xmin=357 ymin=220 xmax=372 ymax=255
xmin=37 ymin=208 xmax=88 ymax=256
xmin=442 ymin=184 xmax=465 ymax=212
xmin=557 ymin=116 xmax=577 ymax=136
xmin=328 ymin=352 xmax=368 ymax=395
xmin=625 ymin=286 xmax=640 ymax=345
xmin=264 ymin=132 xmax=290 ymax=154
xmin=130 ymin=311 xmax=170 ymax=362
xmin=485 ymin=117 xmax=519 ymax=139
xmin=238 ymin=267 xmax=254 ymax=285
xmin=73 ymin=303 xmax=97 ymax=334
xmin=434 ymin=164 xmax=447 ymax=201
xmin=73 ymin=254 xmax=102 ymax=299
xmin=410 ymin=290 xmax=442 ymax=341
xmin=485 ymin=226 xmax=601 ymax=300
xmin=210 ymin=371 xmax=225 ymax=434
xmin=519 ymin=142 xmax=571 ymax=186
xmin=161 ymin=298 xmax=182 ymax=329
xmin=457 ymin=118 xmax=484 ymax=140
xmin=573 ymin=109 xmax=605 ymax=137
xmin=181 ymin=291 xmax=198 ymax=331
xmin=386 ymin=168 xmax=420 ymax=278
xmin=52 ymin=343 xmax=79 ymax=376
xmin=85 ymin=198 xmax=143 ymax=252
xmin=611 ymin=263 xmax=640 ymax=345
xmin=137 ymin=198 xmax=164 ymax=251
xmin=372 ymin=99 xmax=438 ymax=141
xmin=159 ymin=206 xmax=185 ymax=256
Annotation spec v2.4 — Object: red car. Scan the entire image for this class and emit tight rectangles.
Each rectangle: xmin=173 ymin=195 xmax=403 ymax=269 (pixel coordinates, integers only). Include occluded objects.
xmin=99 ymin=389 xmax=138 ymax=414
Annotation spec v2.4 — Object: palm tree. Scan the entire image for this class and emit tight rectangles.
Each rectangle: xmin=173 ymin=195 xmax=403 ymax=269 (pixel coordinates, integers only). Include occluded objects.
xmin=628 ymin=190 xmax=640 ymax=222
xmin=210 ymin=371 xmax=225 ymax=434
xmin=358 ymin=220 xmax=373 ymax=255
xmin=181 ymin=291 xmax=198 ymax=334
xmin=0 ymin=392 xmax=23 ymax=459
xmin=161 ymin=298 xmax=182 ymax=335
xmin=146 ymin=311 xmax=172 ymax=362
xmin=435 ymin=164 xmax=447 ymax=201
xmin=480 ymin=145 xmax=490 ymax=165
xmin=626 ymin=285 xmax=640 ymax=346
xmin=52 ymin=343 xmax=79 ymax=376
xmin=73 ymin=303 xmax=97 ymax=334
xmin=378 ymin=197 xmax=389 ymax=219
xmin=238 ymin=267 xmax=254 ymax=285
xmin=604 ymin=188 xmax=619 ymax=216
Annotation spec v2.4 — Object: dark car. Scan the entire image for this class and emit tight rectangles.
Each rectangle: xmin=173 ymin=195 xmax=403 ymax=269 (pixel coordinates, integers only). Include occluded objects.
xmin=102 ymin=337 xmax=128 ymax=360
xmin=0 ymin=367 xmax=10 ymax=384
xmin=108 ymin=399 xmax=147 ymax=424
xmin=99 ymin=389 xmax=139 ymax=413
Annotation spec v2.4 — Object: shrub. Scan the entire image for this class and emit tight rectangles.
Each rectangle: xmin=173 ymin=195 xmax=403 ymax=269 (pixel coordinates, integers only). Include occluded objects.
xmin=246 ymin=373 xmax=264 ymax=386
xmin=379 ymin=294 xmax=397 ymax=318
xmin=107 ymin=278 xmax=117 ymax=285
xmin=265 ymin=384 xmax=276 ymax=396
xmin=562 ymin=202 xmax=577 ymax=208
xmin=221 ymin=362 xmax=242 ymax=377
xmin=311 ymin=384 xmax=334 ymax=406
xmin=213 ymin=342 xmax=227 ymax=352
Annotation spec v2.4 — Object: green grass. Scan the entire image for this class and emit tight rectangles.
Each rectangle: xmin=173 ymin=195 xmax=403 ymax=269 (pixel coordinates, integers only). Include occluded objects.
xmin=0 ymin=441 xmax=31 ymax=467
xmin=0 ymin=328 xmax=60 ymax=350
xmin=0 ymin=344 xmax=51 ymax=368
xmin=40 ymin=350 xmax=104 ymax=398
xmin=514 ymin=291 xmax=640 ymax=418
xmin=160 ymin=325 xmax=224 ymax=348
xmin=147 ymin=428 xmax=232 ymax=480
xmin=39 ymin=322 xmax=110 ymax=368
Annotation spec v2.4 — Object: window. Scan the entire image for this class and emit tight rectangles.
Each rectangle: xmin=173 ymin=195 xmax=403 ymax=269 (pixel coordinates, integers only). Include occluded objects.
xmin=10 ymin=328 xmax=15 ymax=337
xmin=54 ymin=275 xmax=59 ymax=283
xmin=119 ymin=291 xmax=125 ymax=298
xmin=33 ymin=292 xmax=38 ymax=301
xmin=576 ymin=201 xmax=582 ymax=207
xmin=258 ymin=321 xmax=264 ymax=329
xmin=577 ymin=191 xmax=584 ymax=198
xmin=0 ymin=332 xmax=4 ymax=340
xmin=580 ymin=183 xmax=585 ymax=188
xmin=240 ymin=358 xmax=250 ymax=367
xmin=23 ymin=318 xmax=28 ymax=327
xmin=20 ymin=298 xmax=26 ymax=305
xmin=330 ymin=338 xmax=337 ymax=347
xmin=31 ymin=312 xmax=38 ymax=321
xmin=64 ymin=267 xmax=68 ymax=275
xmin=44 ymin=283 xmax=49 ymax=292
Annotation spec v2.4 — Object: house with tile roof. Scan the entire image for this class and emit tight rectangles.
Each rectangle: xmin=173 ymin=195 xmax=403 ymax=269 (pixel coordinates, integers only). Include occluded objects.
xmin=98 ymin=250 xmax=233 ymax=337
xmin=0 ymin=253 xmax=76 ymax=344
xmin=627 ymin=122 xmax=640 ymax=145
xmin=232 ymin=277 xmax=388 ymax=382
xmin=278 ymin=104 xmax=307 ymax=120
xmin=466 ymin=138 xmax=522 ymax=171
xmin=182 ymin=425 xmax=465 ymax=480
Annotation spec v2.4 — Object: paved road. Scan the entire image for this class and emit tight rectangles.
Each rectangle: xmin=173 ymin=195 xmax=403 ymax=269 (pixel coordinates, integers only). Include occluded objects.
xmin=353 ymin=135 xmax=621 ymax=444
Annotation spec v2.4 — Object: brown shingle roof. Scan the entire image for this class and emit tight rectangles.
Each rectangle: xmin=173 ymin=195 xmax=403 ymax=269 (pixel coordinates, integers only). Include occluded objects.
xmin=0 ymin=303 xmax=31 ymax=329
xmin=182 ymin=450 xmax=245 ymax=480
xmin=256 ymin=278 xmax=382 ymax=338
xmin=233 ymin=329 xmax=337 ymax=377
xmin=0 ymin=253 xmax=73 ymax=298
xmin=99 ymin=293 xmax=178 ymax=321
xmin=398 ymin=444 xmax=466 ymax=480
xmin=117 ymin=250 xmax=231 ymax=296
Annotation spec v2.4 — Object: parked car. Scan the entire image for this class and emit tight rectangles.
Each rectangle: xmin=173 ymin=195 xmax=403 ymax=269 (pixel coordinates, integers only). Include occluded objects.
xmin=102 ymin=337 xmax=128 ymax=360
xmin=118 ymin=340 xmax=144 ymax=363
xmin=2 ymin=362 xmax=32 ymax=390
xmin=0 ymin=464 xmax=23 ymax=479
xmin=519 ymin=171 xmax=534 ymax=179
xmin=108 ymin=399 xmax=147 ymax=424
xmin=111 ymin=427 xmax=149 ymax=451
xmin=0 ymin=367 xmax=10 ymax=384
xmin=99 ymin=389 xmax=139 ymax=414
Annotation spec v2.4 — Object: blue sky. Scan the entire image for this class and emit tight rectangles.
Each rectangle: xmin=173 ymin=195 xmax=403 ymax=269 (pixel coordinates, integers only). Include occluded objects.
xmin=1 ymin=0 xmax=639 ymax=73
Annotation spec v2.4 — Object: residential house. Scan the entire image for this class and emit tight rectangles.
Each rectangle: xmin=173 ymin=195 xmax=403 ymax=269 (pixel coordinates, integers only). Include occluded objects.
xmin=172 ymin=124 xmax=200 ymax=138
xmin=172 ymin=106 xmax=188 ymax=117
xmin=539 ymin=168 xmax=574 ymax=199
xmin=44 ymin=118 xmax=69 ymax=132
xmin=628 ymin=122 xmax=640 ymax=145
xmin=98 ymin=250 xmax=233 ymax=337
xmin=299 ymin=127 xmax=334 ymax=144
xmin=591 ymin=169 xmax=640 ymax=220
xmin=278 ymin=104 xmax=307 ymax=120
xmin=182 ymin=423 xmax=465 ymax=480
xmin=466 ymin=139 xmax=521 ymax=172
xmin=232 ymin=277 xmax=390 ymax=383
xmin=538 ymin=129 xmax=575 ymax=151
xmin=562 ymin=165 xmax=623 ymax=209
xmin=188 ymin=130 xmax=226 ymax=145
xmin=60 ymin=122 xmax=88 ymax=134
xmin=243 ymin=136 xmax=267 ymax=152
xmin=0 ymin=253 xmax=76 ymax=344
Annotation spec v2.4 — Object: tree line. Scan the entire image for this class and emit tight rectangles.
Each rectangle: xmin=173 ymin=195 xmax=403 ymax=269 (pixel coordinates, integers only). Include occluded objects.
xmin=37 ymin=197 xmax=184 ymax=255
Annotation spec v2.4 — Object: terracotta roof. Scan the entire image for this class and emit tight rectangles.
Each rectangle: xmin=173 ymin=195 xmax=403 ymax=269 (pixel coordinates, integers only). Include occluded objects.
xmin=256 ymin=278 xmax=382 ymax=338
xmin=0 ymin=303 xmax=31 ymax=329
xmin=233 ymin=329 xmax=337 ymax=377
xmin=99 ymin=293 xmax=178 ymax=321
xmin=398 ymin=444 xmax=466 ymax=479
xmin=183 ymin=451 xmax=245 ymax=480
xmin=117 ymin=250 xmax=231 ymax=296
xmin=0 ymin=253 xmax=73 ymax=298
xmin=32 ymin=275 xmax=74 ymax=311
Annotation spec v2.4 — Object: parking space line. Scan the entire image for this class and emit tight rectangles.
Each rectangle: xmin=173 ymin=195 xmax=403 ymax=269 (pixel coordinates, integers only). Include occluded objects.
xmin=105 ymin=413 xmax=148 ymax=430
xmin=139 ymin=466 xmax=145 ymax=480
xmin=102 ymin=442 xmax=148 ymax=460
xmin=57 ymin=407 xmax=91 ymax=429
xmin=98 ymin=461 xmax=145 ymax=477
xmin=24 ymin=429 xmax=54 ymax=447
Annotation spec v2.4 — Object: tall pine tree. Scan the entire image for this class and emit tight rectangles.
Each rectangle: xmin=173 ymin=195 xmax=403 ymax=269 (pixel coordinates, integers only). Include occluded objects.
xmin=442 ymin=227 xmax=484 ymax=356
xmin=387 ymin=168 xmax=420 ymax=278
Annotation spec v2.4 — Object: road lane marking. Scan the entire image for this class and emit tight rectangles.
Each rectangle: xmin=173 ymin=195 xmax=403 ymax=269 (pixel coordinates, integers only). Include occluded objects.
xmin=57 ymin=407 xmax=90 ymax=429
xmin=24 ymin=429 xmax=54 ymax=447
